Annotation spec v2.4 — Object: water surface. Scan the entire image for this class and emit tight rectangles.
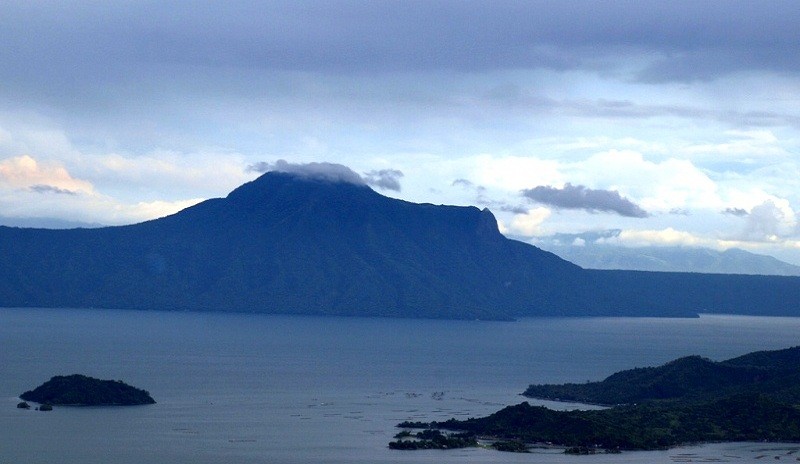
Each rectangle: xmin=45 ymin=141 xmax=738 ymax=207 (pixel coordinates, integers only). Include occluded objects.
xmin=2 ymin=308 xmax=799 ymax=463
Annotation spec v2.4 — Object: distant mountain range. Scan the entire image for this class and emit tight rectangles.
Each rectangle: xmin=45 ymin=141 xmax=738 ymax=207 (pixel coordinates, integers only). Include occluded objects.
xmin=1 ymin=172 xmax=800 ymax=319
xmin=541 ymin=244 xmax=800 ymax=276
xmin=0 ymin=216 xmax=103 ymax=229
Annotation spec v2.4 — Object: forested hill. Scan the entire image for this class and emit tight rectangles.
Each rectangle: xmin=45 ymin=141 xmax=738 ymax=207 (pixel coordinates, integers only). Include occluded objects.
xmin=524 ymin=346 xmax=800 ymax=405
xmin=1 ymin=172 xmax=800 ymax=319
xmin=396 ymin=346 xmax=800 ymax=451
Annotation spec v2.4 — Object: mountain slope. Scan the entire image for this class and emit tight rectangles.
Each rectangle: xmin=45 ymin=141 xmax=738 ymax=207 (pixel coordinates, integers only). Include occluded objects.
xmin=523 ymin=346 xmax=800 ymax=405
xmin=0 ymin=173 xmax=581 ymax=319
xmin=1 ymin=172 xmax=800 ymax=319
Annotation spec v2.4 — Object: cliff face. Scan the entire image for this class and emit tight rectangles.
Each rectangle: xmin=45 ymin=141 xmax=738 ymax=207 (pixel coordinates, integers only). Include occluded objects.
xmin=0 ymin=172 xmax=798 ymax=319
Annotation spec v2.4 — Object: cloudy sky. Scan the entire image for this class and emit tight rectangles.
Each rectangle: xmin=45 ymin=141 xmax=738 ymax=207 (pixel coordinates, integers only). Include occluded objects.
xmin=3 ymin=1 xmax=800 ymax=263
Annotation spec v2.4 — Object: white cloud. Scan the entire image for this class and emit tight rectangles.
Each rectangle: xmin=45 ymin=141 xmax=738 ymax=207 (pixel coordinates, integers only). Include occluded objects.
xmin=85 ymin=150 xmax=251 ymax=198
xmin=601 ymin=228 xmax=706 ymax=248
xmin=740 ymin=199 xmax=797 ymax=242
xmin=683 ymin=130 xmax=788 ymax=160
xmin=104 ymin=198 xmax=205 ymax=224
xmin=509 ymin=207 xmax=551 ymax=236
xmin=0 ymin=155 xmax=93 ymax=193
xmin=0 ymin=154 xmax=209 ymax=225
xmin=570 ymin=150 xmax=720 ymax=213
xmin=0 ymin=186 xmax=203 ymax=226
xmin=470 ymin=155 xmax=563 ymax=191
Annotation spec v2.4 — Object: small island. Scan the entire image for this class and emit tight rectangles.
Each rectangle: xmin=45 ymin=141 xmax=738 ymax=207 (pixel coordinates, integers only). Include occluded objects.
xmin=20 ymin=374 xmax=156 ymax=406
xmin=391 ymin=346 xmax=800 ymax=453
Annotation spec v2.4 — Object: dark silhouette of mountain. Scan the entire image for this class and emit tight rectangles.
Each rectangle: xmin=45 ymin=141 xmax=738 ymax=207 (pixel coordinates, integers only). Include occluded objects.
xmin=1 ymin=172 xmax=800 ymax=319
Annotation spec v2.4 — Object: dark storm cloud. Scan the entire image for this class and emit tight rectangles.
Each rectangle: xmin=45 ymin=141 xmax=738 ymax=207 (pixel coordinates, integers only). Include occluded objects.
xmin=1 ymin=0 xmax=798 ymax=98
xmin=29 ymin=185 xmax=77 ymax=196
xmin=522 ymin=183 xmax=648 ymax=218
xmin=363 ymin=169 xmax=403 ymax=191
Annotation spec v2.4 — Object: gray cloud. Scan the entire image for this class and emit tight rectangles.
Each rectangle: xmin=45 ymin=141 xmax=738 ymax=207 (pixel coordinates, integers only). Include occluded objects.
xmin=724 ymin=207 xmax=749 ymax=217
xmin=450 ymin=179 xmax=486 ymax=195
xmin=29 ymin=185 xmax=77 ymax=196
xmin=522 ymin=183 xmax=648 ymax=218
xmin=451 ymin=178 xmax=486 ymax=193
xmin=452 ymin=178 xmax=475 ymax=188
xmin=488 ymin=202 xmax=529 ymax=215
xmin=1 ymin=0 xmax=798 ymax=102
xmin=247 ymin=160 xmax=366 ymax=186
xmin=245 ymin=162 xmax=270 ymax=174
xmin=742 ymin=200 xmax=791 ymax=241
xmin=450 ymin=178 xmax=525 ymax=214
xmin=363 ymin=169 xmax=403 ymax=191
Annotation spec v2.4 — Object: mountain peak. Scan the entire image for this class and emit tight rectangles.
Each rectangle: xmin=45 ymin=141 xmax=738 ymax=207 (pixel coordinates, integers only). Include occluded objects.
xmin=2 ymin=173 xmax=800 ymax=320
xmin=230 ymin=170 xmax=371 ymax=197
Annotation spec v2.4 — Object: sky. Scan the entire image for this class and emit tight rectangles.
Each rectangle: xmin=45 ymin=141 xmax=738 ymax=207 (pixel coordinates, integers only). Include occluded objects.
xmin=2 ymin=1 xmax=800 ymax=263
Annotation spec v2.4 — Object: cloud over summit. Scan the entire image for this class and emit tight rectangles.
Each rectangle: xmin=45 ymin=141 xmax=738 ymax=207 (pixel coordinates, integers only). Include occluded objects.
xmin=248 ymin=160 xmax=366 ymax=186
xmin=363 ymin=169 xmax=404 ymax=191
xmin=248 ymin=160 xmax=404 ymax=191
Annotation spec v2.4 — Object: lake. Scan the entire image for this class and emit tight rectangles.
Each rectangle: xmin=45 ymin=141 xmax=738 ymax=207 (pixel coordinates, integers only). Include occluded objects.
xmin=2 ymin=308 xmax=800 ymax=463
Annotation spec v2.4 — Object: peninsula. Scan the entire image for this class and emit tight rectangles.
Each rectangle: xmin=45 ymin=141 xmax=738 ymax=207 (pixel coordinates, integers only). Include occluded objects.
xmin=20 ymin=374 xmax=156 ymax=406
xmin=391 ymin=346 xmax=800 ymax=452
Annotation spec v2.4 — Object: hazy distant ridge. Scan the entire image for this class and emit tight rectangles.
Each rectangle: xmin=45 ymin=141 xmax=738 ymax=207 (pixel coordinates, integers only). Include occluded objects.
xmin=545 ymin=244 xmax=800 ymax=276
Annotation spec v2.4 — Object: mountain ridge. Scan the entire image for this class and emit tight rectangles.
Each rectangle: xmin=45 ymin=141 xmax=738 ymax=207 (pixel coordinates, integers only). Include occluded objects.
xmin=1 ymin=172 xmax=799 ymax=319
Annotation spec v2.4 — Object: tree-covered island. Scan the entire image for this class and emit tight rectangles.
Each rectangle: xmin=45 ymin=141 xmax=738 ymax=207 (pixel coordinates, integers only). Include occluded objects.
xmin=390 ymin=346 xmax=800 ymax=453
xmin=20 ymin=374 xmax=156 ymax=406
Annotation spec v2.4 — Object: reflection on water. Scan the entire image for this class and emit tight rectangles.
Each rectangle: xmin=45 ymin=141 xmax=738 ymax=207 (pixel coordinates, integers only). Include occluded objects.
xmin=2 ymin=308 xmax=800 ymax=464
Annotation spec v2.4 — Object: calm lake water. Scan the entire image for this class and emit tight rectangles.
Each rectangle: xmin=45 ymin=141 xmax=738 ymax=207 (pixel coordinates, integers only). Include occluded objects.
xmin=2 ymin=308 xmax=800 ymax=463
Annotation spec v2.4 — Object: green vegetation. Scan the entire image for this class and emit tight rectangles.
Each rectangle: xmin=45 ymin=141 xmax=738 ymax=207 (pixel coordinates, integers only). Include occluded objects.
xmin=524 ymin=346 xmax=800 ymax=405
xmin=388 ymin=429 xmax=477 ymax=450
xmin=490 ymin=440 xmax=529 ymax=452
xmin=565 ymin=446 xmax=620 ymax=455
xmin=20 ymin=374 xmax=156 ymax=406
xmin=393 ymin=346 xmax=800 ymax=453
